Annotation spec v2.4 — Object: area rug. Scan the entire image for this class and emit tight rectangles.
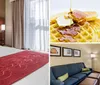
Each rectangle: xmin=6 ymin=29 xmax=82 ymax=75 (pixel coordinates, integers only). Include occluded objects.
xmin=0 ymin=51 xmax=49 ymax=85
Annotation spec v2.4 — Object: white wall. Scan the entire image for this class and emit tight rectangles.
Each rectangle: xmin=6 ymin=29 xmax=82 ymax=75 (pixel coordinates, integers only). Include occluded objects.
xmin=50 ymin=0 xmax=100 ymax=16
xmin=5 ymin=0 xmax=12 ymax=46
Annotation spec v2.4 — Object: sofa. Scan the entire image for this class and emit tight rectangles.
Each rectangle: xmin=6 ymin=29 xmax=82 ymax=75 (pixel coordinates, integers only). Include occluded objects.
xmin=50 ymin=62 xmax=92 ymax=85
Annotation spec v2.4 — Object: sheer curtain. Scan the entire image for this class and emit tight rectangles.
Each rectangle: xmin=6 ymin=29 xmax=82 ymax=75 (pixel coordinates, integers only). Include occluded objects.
xmin=24 ymin=0 xmax=49 ymax=52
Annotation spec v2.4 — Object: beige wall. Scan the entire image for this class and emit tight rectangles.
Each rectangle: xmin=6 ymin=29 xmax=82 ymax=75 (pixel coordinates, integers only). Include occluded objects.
xmin=0 ymin=0 xmax=5 ymax=18
xmin=5 ymin=0 xmax=12 ymax=46
xmin=50 ymin=44 xmax=93 ymax=69
xmin=93 ymin=54 xmax=100 ymax=72
xmin=51 ymin=57 xmax=84 ymax=66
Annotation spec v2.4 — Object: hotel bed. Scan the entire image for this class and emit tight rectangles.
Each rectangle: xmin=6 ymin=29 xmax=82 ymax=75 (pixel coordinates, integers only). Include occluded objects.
xmin=0 ymin=46 xmax=49 ymax=85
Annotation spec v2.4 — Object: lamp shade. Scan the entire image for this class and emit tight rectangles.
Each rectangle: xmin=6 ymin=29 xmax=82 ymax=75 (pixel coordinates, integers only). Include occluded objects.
xmin=10 ymin=0 xmax=15 ymax=2
xmin=90 ymin=53 xmax=96 ymax=58
xmin=1 ymin=24 xmax=5 ymax=31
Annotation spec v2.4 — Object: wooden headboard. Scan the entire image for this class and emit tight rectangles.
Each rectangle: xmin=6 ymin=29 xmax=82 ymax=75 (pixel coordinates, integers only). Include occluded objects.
xmin=0 ymin=17 xmax=5 ymax=30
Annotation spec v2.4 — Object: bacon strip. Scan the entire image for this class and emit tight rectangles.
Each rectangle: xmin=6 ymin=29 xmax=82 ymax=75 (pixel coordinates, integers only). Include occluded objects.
xmin=66 ymin=29 xmax=77 ymax=36
xmin=58 ymin=25 xmax=80 ymax=36
xmin=58 ymin=30 xmax=68 ymax=35
xmin=72 ymin=25 xmax=80 ymax=31
xmin=72 ymin=10 xmax=86 ymax=19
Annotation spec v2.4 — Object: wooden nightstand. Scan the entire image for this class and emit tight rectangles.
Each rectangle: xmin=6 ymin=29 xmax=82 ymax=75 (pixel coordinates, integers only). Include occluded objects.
xmin=0 ymin=31 xmax=5 ymax=45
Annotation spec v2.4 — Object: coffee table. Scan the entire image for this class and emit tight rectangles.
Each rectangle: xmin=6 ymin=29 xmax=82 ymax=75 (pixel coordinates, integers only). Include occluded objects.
xmin=79 ymin=78 xmax=98 ymax=85
xmin=88 ymin=72 xmax=100 ymax=85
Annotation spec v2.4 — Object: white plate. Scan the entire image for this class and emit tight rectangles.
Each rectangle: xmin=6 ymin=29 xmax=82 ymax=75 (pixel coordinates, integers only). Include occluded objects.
xmin=50 ymin=0 xmax=100 ymax=17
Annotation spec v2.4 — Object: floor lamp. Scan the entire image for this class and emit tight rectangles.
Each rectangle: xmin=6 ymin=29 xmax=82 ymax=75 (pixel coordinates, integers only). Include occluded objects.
xmin=90 ymin=53 xmax=96 ymax=70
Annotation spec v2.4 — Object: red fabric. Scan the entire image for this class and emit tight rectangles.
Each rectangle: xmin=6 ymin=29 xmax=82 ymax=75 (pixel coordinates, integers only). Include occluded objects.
xmin=0 ymin=51 xmax=49 ymax=85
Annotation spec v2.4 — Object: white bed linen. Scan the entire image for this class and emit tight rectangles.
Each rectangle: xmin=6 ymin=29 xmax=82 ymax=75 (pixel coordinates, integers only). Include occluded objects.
xmin=0 ymin=46 xmax=49 ymax=85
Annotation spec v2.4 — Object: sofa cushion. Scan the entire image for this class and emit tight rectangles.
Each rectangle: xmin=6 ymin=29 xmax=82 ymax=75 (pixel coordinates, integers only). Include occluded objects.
xmin=51 ymin=69 xmax=56 ymax=80
xmin=67 ymin=63 xmax=82 ymax=76
xmin=58 ymin=73 xmax=69 ymax=82
xmin=51 ymin=80 xmax=64 ymax=85
xmin=72 ymin=73 xmax=86 ymax=80
xmin=76 ymin=63 xmax=85 ymax=72
xmin=51 ymin=62 xmax=85 ymax=78
xmin=51 ymin=65 xmax=68 ymax=78
xmin=64 ymin=77 xmax=79 ymax=85
xmin=51 ymin=69 xmax=56 ymax=85
xmin=82 ymin=68 xmax=90 ymax=72
xmin=81 ymin=71 xmax=92 ymax=75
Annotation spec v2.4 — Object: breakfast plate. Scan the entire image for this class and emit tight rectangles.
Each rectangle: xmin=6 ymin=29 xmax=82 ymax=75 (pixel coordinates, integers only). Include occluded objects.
xmin=50 ymin=0 xmax=100 ymax=42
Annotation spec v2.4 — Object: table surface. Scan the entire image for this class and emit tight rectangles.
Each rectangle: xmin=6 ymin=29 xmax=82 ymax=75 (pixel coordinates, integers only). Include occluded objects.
xmin=79 ymin=78 xmax=97 ymax=85
xmin=88 ymin=73 xmax=100 ymax=79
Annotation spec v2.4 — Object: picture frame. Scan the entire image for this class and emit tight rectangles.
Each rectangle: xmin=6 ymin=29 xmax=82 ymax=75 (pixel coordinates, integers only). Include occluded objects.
xmin=62 ymin=47 xmax=73 ymax=57
xmin=50 ymin=45 xmax=61 ymax=56
xmin=73 ymin=49 xmax=81 ymax=57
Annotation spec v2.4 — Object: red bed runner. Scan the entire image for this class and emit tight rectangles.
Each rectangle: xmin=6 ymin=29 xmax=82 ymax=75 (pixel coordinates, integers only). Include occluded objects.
xmin=0 ymin=51 xmax=49 ymax=85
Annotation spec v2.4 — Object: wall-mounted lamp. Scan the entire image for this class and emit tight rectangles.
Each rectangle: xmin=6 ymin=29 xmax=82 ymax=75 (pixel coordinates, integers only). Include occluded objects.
xmin=1 ymin=24 xmax=5 ymax=31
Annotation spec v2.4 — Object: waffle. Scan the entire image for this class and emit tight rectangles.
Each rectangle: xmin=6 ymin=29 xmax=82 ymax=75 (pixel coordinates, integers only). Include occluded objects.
xmin=50 ymin=12 xmax=100 ymax=42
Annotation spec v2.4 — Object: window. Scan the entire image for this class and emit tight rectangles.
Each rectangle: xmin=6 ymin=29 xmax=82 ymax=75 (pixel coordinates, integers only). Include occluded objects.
xmin=24 ymin=0 xmax=49 ymax=52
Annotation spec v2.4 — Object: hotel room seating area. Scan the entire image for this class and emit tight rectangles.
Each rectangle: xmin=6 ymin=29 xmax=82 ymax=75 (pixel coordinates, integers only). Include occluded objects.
xmin=50 ymin=62 xmax=100 ymax=85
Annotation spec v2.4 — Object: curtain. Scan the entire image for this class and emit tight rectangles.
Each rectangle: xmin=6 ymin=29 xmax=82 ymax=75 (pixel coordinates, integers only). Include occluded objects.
xmin=24 ymin=0 xmax=49 ymax=52
xmin=12 ymin=0 xmax=24 ymax=49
